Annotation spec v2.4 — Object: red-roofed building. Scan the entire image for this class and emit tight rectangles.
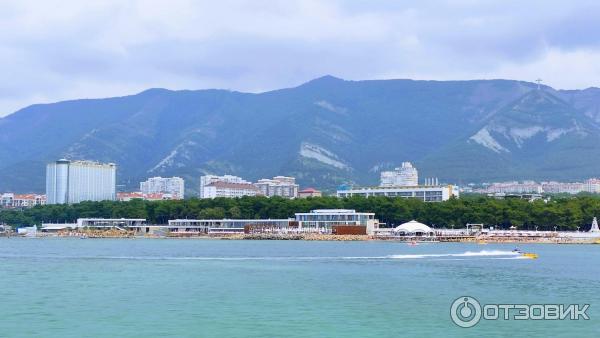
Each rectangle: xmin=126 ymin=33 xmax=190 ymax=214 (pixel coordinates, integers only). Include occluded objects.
xmin=298 ymin=188 xmax=322 ymax=198
xmin=1 ymin=193 xmax=46 ymax=208
xmin=203 ymin=181 xmax=260 ymax=198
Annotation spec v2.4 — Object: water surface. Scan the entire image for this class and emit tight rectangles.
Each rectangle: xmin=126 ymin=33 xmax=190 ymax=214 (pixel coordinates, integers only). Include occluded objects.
xmin=1 ymin=238 xmax=598 ymax=337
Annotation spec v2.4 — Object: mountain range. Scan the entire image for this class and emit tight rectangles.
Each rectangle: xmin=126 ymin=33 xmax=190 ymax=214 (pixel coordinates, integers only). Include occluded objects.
xmin=1 ymin=76 xmax=600 ymax=195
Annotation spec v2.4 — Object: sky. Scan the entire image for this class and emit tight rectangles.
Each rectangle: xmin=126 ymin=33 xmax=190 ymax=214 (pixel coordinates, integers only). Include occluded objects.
xmin=1 ymin=0 xmax=600 ymax=116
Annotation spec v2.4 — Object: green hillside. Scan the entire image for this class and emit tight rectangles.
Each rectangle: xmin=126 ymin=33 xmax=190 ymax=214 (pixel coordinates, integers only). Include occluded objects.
xmin=1 ymin=76 xmax=599 ymax=194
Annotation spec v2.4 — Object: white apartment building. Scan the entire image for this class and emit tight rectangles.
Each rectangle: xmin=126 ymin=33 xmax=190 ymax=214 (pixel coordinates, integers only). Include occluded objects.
xmin=255 ymin=176 xmax=299 ymax=198
xmin=541 ymin=181 xmax=586 ymax=194
xmin=202 ymin=181 xmax=260 ymax=199
xmin=140 ymin=176 xmax=184 ymax=199
xmin=483 ymin=181 xmax=543 ymax=194
xmin=46 ymin=159 xmax=116 ymax=204
xmin=480 ymin=179 xmax=600 ymax=195
xmin=380 ymin=162 xmax=419 ymax=187
xmin=200 ymin=175 xmax=250 ymax=198
xmin=585 ymin=179 xmax=600 ymax=193
xmin=337 ymin=185 xmax=459 ymax=202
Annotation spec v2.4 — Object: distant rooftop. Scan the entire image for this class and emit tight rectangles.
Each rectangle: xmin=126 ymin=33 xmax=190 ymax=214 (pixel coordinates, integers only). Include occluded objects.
xmin=312 ymin=209 xmax=356 ymax=213
xmin=52 ymin=159 xmax=116 ymax=167
xmin=299 ymin=187 xmax=320 ymax=193
xmin=206 ymin=181 xmax=259 ymax=190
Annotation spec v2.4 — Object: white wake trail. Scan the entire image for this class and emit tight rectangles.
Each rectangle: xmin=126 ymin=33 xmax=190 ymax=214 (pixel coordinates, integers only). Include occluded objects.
xmin=388 ymin=250 xmax=520 ymax=260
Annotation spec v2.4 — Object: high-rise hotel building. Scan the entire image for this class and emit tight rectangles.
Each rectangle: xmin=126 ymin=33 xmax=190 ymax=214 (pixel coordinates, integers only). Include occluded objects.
xmin=380 ymin=162 xmax=418 ymax=187
xmin=337 ymin=161 xmax=459 ymax=202
xmin=46 ymin=159 xmax=116 ymax=204
xmin=140 ymin=176 xmax=185 ymax=199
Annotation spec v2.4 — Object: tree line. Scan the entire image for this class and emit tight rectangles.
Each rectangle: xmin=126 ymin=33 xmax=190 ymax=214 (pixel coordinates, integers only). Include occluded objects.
xmin=1 ymin=195 xmax=600 ymax=230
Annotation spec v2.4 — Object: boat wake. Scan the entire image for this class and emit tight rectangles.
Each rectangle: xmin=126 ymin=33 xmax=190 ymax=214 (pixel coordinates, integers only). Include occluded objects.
xmin=387 ymin=250 xmax=520 ymax=260
xmin=0 ymin=250 xmax=523 ymax=261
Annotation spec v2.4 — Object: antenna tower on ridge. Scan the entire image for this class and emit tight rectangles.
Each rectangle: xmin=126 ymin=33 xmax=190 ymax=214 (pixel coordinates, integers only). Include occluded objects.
xmin=535 ymin=78 xmax=542 ymax=90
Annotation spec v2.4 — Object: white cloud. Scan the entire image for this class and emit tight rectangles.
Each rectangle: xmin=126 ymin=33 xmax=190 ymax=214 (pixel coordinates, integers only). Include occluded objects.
xmin=1 ymin=0 xmax=599 ymax=116
xmin=491 ymin=48 xmax=600 ymax=90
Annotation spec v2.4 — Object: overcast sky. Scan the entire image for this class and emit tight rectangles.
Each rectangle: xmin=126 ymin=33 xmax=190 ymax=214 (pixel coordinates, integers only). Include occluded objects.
xmin=1 ymin=0 xmax=600 ymax=116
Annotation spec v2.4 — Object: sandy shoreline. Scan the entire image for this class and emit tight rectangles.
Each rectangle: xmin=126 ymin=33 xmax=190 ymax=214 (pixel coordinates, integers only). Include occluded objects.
xmin=9 ymin=231 xmax=599 ymax=244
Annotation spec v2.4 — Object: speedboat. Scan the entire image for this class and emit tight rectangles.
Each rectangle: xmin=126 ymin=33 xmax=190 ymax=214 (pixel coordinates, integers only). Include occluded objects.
xmin=513 ymin=248 xmax=538 ymax=259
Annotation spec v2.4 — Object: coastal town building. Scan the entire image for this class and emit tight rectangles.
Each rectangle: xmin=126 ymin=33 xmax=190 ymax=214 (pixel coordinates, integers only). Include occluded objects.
xmin=199 ymin=174 xmax=252 ymax=198
xmin=46 ymin=159 xmax=116 ymax=204
xmin=166 ymin=218 xmax=294 ymax=235
xmin=202 ymin=181 xmax=260 ymax=199
xmin=341 ymin=161 xmax=457 ymax=201
xmin=117 ymin=192 xmax=178 ymax=201
xmin=541 ymin=181 xmax=585 ymax=194
xmin=488 ymin=193 xmax=545 ymax=202
xmin=585 ymin=179 xmax=600 ymax=193
xmin=295 ymin=209 xmax=380 ymax=234
xmin=255 ymin=176 xmax=299 ymax=198
xmin=149 ymin=209 xmax=379 ymax=235
xmin=380 ymin=162 xmax=418 ymax=187
xmin=477 ymin=178 xmax=600 ymax=195
xmin=481 ymin=181 xmax=543 ymax=194
xmin=200 ymin=174 xmax=299 ymax=199
xmin=337 ymin=185 xmax=459 ymax=202
xmin=298 ymin=188 xmax=322 ymax=198
xmin=1 ymin=193 xmax=46 ymax=208
xmin=140 ymin=176 xmax=184 ymax=199
xmin=41 ymin=218 xmax=147 ymax=232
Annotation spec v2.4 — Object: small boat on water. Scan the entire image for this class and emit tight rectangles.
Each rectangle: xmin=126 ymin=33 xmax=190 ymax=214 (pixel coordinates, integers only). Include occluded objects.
xmin=476 ymin=240 xmax=488 ymax=245
xmin=407 ymin=241 xmax=419 ymax=246
xmin=512 ymin=248 xmax=538 ymax=259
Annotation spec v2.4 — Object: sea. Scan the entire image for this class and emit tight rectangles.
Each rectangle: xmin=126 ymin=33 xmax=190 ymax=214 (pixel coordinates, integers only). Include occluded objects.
xmin=0 ymin=238 xmax=598 ymax=337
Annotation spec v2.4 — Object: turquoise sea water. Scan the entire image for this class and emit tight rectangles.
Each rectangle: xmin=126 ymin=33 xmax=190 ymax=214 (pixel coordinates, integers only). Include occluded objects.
xmin=0 ymin=238 xmax=599 ymax=337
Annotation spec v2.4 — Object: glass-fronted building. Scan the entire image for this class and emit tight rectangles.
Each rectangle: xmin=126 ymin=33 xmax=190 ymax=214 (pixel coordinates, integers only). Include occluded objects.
xmin=294 ymin=209 xmax=377 ymax=229
xmin=166 ymin=219 xmax=294 ymax=234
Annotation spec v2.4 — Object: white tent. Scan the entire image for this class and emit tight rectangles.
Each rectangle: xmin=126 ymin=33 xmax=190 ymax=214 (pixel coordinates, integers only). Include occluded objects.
xmin=394 ymin=220 xmax=434 ymax=236
xmin=591 ymin=217 xmax=599 ymax=233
